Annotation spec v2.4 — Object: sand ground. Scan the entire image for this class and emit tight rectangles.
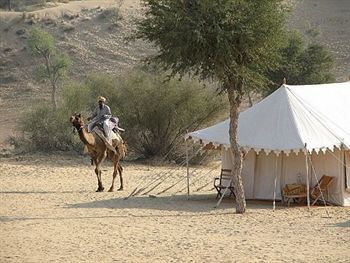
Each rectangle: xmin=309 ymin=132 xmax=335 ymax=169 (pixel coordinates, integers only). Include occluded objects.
xmin=0 ymin=154 xmax=349 ymax=263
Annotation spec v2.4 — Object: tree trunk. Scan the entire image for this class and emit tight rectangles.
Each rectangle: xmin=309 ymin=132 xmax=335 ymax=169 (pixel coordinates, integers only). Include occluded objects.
xmin=51 ymin=82 xmax=57 ymax=110
xmin=248 ymin=92 xmax=253 ymax=107
xmin=43 ymin=53 xmax=57 ymax=110
xmin=7 ymin=0 xmax=11 ymax=11
xmin=227 ymin=85 xmax=246 ymax=214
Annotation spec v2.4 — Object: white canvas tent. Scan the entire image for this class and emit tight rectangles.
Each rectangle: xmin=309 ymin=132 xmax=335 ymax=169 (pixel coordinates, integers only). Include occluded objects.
xmin=186 ymin=82 xmax=350 ymax=206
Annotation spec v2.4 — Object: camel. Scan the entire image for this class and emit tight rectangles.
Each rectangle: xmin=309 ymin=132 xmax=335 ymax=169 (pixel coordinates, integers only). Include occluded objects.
xmin=70 ymin=113 xmax=127 ymax=192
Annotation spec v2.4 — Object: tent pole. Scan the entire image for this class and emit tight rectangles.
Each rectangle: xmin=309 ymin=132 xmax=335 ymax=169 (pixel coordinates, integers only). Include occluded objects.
xmin=185 ymin=138 xmax=190 ymax=200
xmin=253 ymin=152 xmax=258 ymax=199
xmin=273 ymin=153 xmax=278 ymax=211
xmin=305 ymin=144 xmax=310 ymax=208
xmin=280 ymin=153 xmax=285 ymax=204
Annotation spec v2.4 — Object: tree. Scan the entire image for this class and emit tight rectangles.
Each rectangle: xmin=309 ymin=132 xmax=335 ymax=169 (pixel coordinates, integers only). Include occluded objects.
xmin=136 ymin=0 xmax=287 ymax=213
xmin=28 ymin=27 xmax=70 ymax=109
xmin=0 ymin=0 xmax=11 ymax=10
xmin=109 ymin=69 xmax=227 ymax=158
xmin=264 ymin=32 xmax=335 ymax=96
xmin=7 ymin=0 xmax=11 ymax=10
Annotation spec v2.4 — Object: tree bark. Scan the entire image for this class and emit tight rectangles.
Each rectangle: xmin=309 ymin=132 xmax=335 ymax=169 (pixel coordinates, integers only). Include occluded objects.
xmin=7 ymin=0 xmax=11 ymax=11
xmin=43 ymin=53 xmax=57 ymax=110
xmin=227 ymin=84 xmax=246 ymax=214
xmin=51 ymin=82 xmax=57 ymax=110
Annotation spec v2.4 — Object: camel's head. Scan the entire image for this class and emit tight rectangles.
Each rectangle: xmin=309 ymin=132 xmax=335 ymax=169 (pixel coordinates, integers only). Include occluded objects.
xmin=70 ymin=113 xmax=84 ymax=130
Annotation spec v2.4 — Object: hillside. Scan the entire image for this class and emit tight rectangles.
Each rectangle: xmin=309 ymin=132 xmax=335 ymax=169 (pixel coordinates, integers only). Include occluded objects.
xmin=289 ymin=0 xmax=350 ymax=80
xmin=0 ymin=0 xmax=152 ymax=147
xmin=0 ymin=0 xmax=349 ymax=148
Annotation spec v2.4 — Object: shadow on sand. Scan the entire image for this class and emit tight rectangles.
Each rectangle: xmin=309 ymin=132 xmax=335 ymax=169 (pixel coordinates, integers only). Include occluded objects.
xmin=0 ymin=191 xmax=90 ymax=194
xmin=65 ymin=194 xmax=281 ymax=212
xmin=66 ymin=194 xmax=230 ymax=212
xmin=329 ymin=220 xmax=350 ymax=228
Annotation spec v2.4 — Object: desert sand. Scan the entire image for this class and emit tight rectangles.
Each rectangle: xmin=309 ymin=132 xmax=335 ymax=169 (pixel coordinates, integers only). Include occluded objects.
xmin=0 ymin=154 xmax=349 ymax=263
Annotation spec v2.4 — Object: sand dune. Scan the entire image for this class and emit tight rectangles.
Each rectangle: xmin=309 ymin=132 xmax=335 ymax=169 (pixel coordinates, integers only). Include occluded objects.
xmin=0 ymin=154 xmax=349 ymax=262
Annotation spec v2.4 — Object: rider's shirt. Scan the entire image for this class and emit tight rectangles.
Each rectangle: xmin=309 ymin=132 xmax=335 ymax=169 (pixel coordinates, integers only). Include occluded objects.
xmin=90 ymin=104 xmax=112 ymax=122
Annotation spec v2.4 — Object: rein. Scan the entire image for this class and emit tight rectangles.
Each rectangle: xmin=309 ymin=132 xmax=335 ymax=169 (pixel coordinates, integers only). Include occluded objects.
xmin=72 ymin=124 xmax=84 ymax=134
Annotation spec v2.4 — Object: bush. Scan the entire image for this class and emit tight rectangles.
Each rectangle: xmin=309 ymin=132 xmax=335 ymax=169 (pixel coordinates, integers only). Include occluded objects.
xmin=111 ymin=70 xmax=227 ymax=158
xmin=264 ymin=31 xmax=334 ymax=96
xmin=67 ymin=69 xmax=228 ymax=159
xmin=11 ymin=102 xmax=82 ymax=152
xmin=14 ymin=68 xmax=228 ymax=158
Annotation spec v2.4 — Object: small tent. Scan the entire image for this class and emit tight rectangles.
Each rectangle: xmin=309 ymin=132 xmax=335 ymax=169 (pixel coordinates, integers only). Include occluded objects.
xmin=187 ymin=82 xmax=350 ymax=206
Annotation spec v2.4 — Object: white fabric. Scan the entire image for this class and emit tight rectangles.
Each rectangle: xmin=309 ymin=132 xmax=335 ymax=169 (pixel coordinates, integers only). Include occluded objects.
xmin=345 ymin=148 xmax=350 ymax=190
xmin=222 ymin=149 xmax=349 ymax=206
xmin=188 ymin=82 xmax=350 ymax=206
xmin=187 ymin=82 xmax=350 ymax=153
xmin=104 ymin=118 xmax=119 ymax=141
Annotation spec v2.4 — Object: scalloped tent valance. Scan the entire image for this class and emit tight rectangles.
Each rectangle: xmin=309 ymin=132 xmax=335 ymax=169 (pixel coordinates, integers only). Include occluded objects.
xmin=186 ymin=82 xmax=350 ymax=154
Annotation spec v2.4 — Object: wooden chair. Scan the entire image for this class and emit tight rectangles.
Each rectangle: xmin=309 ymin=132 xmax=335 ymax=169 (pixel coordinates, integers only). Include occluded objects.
xmin=282 ymin=184 xmax=307 ymax=206
xmin=214 ymin=169 xmax=235 ymax=199
xmin=310 ymin=175 xmax=334 ymax=206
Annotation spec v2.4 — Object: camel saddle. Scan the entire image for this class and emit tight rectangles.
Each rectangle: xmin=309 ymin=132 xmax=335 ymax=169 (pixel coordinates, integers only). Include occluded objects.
xmin=92 ymin=126 xmax=123 ymax=153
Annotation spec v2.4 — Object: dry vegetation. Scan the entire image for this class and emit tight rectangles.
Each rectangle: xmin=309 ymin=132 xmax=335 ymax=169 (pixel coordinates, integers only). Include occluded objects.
xmin=289 ymin=0 xmax=350 ymax=81
xmin=0 ymin=0 xmax=349 ymax=148
xmin=0 ymin=0 xmax=152 ymax=147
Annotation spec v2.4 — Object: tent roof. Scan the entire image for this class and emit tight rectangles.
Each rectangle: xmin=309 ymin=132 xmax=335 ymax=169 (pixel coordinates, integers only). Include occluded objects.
xmin=187 ymin=82 xmax=350 ymax=154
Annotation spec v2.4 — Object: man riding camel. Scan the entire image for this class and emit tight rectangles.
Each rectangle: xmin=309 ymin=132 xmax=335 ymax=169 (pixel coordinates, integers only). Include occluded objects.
xmin=87 ymin=96 xmax=124 ymax=153
xmin=87 ymin=96 xmax=111 ymax=135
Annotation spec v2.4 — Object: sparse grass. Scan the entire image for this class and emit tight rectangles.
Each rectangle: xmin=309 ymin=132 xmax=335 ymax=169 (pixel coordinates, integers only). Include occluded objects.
xmin=306 ymin=27 xmax=320 ymax=38
xmin=5 ymin=0 xmax=77 ymax=12
xmin=61 ymin=22 xmax=74 ymax=32
xmin=99 ymin=6 xmax=123 ymax=26
xmin=16 ymin=3 xmax=47 ymax=12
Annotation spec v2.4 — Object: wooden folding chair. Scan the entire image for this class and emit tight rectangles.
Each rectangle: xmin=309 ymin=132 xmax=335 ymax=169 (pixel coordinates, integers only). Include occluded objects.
xmin=214 ymin=169 xmax=235 ymax=199
xmin=310 ymin=175 xmax=334 ymax=206
xmin=282 ymin=184 xmax=307 ymax=207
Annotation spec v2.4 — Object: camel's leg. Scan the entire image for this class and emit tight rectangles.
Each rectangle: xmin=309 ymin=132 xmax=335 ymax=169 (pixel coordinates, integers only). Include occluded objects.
xmin=91 ymin=157 xmax=103 ymax=192
xmin=117 ymin=163 xmax=123 ymax=191
xmin=108 ymin=162 xmax=118 ymax=192
xmin=95 ymin=153 xmax=106 ymax=192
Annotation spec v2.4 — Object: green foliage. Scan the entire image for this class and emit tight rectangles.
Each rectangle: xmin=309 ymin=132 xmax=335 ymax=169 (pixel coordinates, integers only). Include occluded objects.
xmin=28 ymin=27 xmax=55 ymax=56
xmin=111 ymin=70 xmax=227 ymax=157
xmin=61 ymin=81 xmax=92 ymax=114
xmin=51 ymin=52 xmax=71 ymax=77
xmin=14 ymin=68 xmax=227 ymax=157
xmin=35 ymin=53 xmax=71 ymax=80
xmin=136 ymin=0 xmax=287 ymax=212
xmin=28 ymin=28 xmax=71 ymax=109
xmin=264 ymin=32 xmax=334 ymax=96
xmin=136 ymin=0 xmax=287 ymax=91
xmin=13 ymin=104 xmax=81 ymax=152
xmin=297 ymin=44 xmax=334 ymax=83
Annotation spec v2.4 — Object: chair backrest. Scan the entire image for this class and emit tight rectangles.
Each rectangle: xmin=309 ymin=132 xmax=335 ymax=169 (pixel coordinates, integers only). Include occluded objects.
xmin=317 ymin=175 xmax=334 ymax=190
xmin=220 ymin=169 xmax=233 ymax=186
xmin=311 ymin=175 xmax=334 ymax=197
